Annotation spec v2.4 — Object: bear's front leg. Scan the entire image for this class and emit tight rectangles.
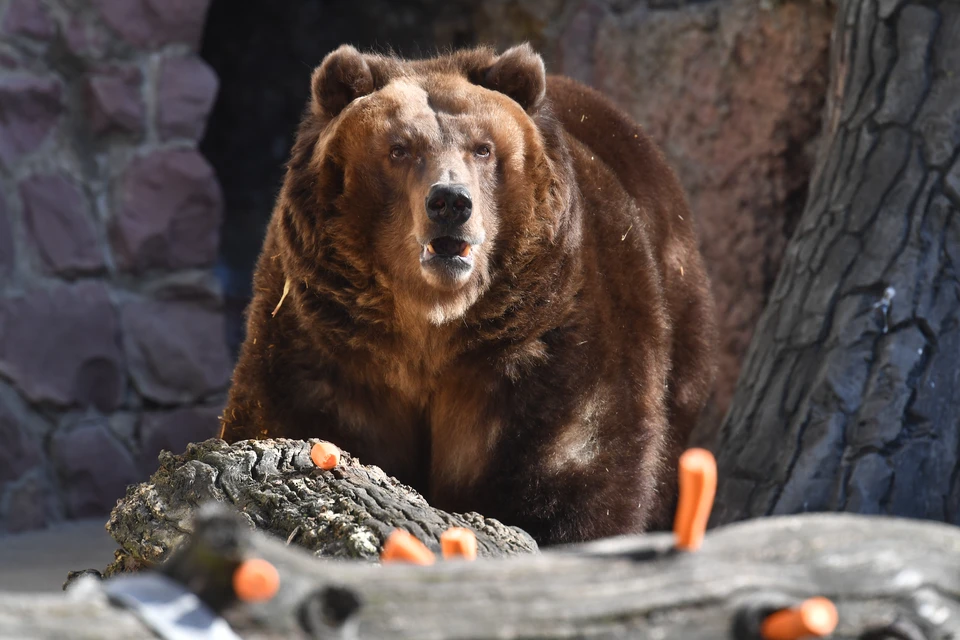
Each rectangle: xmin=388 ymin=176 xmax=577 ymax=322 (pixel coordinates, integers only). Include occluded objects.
xmin=486 ymin=428 xmax=666 ymax=546
xmin=430 ymin=387 xmax=670 ymax=545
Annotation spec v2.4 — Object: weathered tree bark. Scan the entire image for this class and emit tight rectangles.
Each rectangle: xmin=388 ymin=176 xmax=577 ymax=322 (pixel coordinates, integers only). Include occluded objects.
xmin=102 ymin=438 xmax=537 ymax=576
xmin=6 ymin=506 xmax=960 ymax=639
xmin=710 ymin=0 xmax=960 ymax=526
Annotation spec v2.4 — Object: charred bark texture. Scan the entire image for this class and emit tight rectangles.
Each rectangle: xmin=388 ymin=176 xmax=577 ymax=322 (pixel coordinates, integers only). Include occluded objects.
xmin=103 ymin=438 xmax=537 ymax=575
xmin=6 ymin=507 xmax=960 ymax=639
xmin=711 ymin=0 xmax=960 ymax=525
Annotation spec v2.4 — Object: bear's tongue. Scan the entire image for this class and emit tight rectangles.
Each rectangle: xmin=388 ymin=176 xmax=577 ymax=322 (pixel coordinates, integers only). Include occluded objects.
xmin=427 ymin=236 xmax=471 ymax=258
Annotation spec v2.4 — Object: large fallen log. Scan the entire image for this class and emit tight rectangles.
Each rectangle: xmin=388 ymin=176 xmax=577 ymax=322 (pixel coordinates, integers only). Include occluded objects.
xmin=3 ymin=503 xmax=958 ymax=639
xmin=103 ymin=438 xmax=538 ymax=576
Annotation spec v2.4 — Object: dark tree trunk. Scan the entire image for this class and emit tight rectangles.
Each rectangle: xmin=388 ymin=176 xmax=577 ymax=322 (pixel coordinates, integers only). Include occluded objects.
xmin=710 ymin=0 xmax=960 ymax=526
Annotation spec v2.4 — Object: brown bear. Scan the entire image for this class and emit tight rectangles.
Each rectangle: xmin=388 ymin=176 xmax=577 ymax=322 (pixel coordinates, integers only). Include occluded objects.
xmin=219 ymin=43 xmax=718 ymax=545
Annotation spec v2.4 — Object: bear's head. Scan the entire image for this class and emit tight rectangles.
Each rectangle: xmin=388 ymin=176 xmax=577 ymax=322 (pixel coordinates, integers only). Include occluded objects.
xmin=278 ymin=44 xmax=576 ymax=330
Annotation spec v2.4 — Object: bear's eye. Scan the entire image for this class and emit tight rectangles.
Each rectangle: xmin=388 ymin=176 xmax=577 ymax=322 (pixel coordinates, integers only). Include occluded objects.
xmin=389 ymin=145 xmax=408 ymax=161
xmin=475 ymin=144 xmax=492 ymax=158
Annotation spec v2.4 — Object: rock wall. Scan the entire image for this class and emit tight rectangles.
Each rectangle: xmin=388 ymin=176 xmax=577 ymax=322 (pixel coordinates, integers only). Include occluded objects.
xmin=0 ymin=0 xmax=229 ymax=532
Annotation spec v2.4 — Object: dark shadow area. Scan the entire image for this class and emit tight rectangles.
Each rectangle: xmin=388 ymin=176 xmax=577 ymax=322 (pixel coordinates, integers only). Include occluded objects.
xmin=199 ymin=0 xmax=476 ymax=358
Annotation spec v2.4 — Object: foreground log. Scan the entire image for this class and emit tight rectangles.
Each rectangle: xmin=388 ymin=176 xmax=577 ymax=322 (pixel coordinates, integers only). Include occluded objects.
xmin=5 ymin=504 xmax=960 ymax=639
xmin=103 ymin=438 xmax=538 ymax=575
xmin=710 ymin=0 xmax=960 ymax=525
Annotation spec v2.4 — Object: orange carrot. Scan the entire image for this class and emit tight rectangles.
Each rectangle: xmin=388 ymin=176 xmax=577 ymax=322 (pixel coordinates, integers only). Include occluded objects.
xmin=232 ymin=558 xmax=280 ymax=603
xmin=380 ymin=529 xmax=436 ymax=565
xmin=440 ymin=527 xmax=478 ymax=561
xmin=673 ymin=447 xmax=718 ymax=551
xmin=761 ymin=597 xmax=838 ymax=640
xmin=311 ymin=442 xmax=341 ymax=470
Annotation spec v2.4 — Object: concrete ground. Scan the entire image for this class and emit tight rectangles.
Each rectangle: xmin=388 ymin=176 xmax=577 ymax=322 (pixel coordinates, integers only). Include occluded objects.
xmin=0 ymin=519 xmax=117 ymax=593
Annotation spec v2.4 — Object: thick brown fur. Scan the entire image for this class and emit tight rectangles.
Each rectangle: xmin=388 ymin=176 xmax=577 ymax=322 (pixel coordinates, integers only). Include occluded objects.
xmin=220 ymin=44 xmax=718 ymax=545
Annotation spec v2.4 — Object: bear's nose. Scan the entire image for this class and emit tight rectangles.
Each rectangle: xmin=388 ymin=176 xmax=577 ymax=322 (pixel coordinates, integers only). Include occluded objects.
xmin=425 ymin=184 xmax=472 ymax=226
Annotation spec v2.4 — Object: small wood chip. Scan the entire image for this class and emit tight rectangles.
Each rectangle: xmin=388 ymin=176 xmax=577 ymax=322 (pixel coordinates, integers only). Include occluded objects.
xmin=272 ymin=278 xmax=292 ymax=317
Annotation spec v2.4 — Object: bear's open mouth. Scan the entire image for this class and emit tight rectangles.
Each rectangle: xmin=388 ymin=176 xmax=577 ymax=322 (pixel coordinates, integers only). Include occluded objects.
xmin=420 ymin=235 xmax=475 ymax=279
xmin=425 ymin=236 xmax=471 ymax=259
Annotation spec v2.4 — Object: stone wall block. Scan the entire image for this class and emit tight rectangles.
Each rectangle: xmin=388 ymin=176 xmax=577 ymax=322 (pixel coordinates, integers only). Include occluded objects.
xmin=1 ymin=469 xmax=51 ymax=533
xmin=50 ymin=419 xmax=140 ymax=518
xmin=111 ymin=148 xmax=223 ymax=271
xmin=0 ymin=75 xmax=62 ymax=168
xmin=139 ymin=405 xmax=222 ymax=475
xmin=84 ymin=66 xmax=146 ymax=135
xmin=19 ymin=173 xmax=104 ymax=274
xmin=0 ymin=387 xmax=52 ymax=533
xmin=1 ymin=0 xmax=57 ymax=41
xmin=121 ymin=297 xmax=231 ymax=404
xmin=0 ymin=391 xmax=43 ymax=497
xmin=0 ymin=193 xmax=13 ymax=275
xmin=64 ymin=16 xmax=108 ymax=59
xmin=157 ymin=56 xmax=218 ymax=141
xmin=0 ymin=51 xmax=19 ymax=70
xmin=0 ymin=282 xmax=125 ymax=411
xmin=91 ymin=0 xmax=212 ymax=50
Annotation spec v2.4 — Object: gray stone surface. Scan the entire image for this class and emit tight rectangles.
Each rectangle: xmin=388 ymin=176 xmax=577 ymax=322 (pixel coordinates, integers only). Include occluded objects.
xmin=84 ymin=66 xmax=145 ymax=135
xmin=121 ymin=298 xmax=230 ymax=404
xmin=3 ymin=469 xmax=51 ymax=533
xmin=0 ymin=193 xmax=13 ymax=274
xmin=63 ymin=14 xmax=106 ymax=58
xmin=1 ymin=0 xmax=56 ymax=41
xmin=138 ymin=405 xmax=222 ymax=475
xmin=111 ymin=149 xmax=222 ymax=271
xmin=157 ymin=56 xmax=218 ymax=141
xmin=0 ymin=75 xmax=61 ymax=168
xmin=0 ymin=393 xmax=42 ymax=501
xmin=50 ymin=419 xmax=140 ymax=519
xmin=0 ymin=282 xmax=124 ymax=411
xmin=19 ymin=173 xmax=103 ymax=273
xmin=91 ymin=0 xmax=212 ymax=49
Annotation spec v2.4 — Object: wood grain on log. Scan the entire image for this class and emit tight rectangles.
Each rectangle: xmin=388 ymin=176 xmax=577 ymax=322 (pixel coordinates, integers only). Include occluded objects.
xmin=5 ymin=507 xmax=960 ymax=639
xmin=710 ymin=0 xmax=960 ymax=526
xmin=104 ymin=438 xmax=538 ymax=576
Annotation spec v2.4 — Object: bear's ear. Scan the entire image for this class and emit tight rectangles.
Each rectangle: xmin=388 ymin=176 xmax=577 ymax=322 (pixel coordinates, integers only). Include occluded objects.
xmin=311 ymin=45 xmax=375 ymax=119
xmin=484 ymin=44 xmax=546 ymax=113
